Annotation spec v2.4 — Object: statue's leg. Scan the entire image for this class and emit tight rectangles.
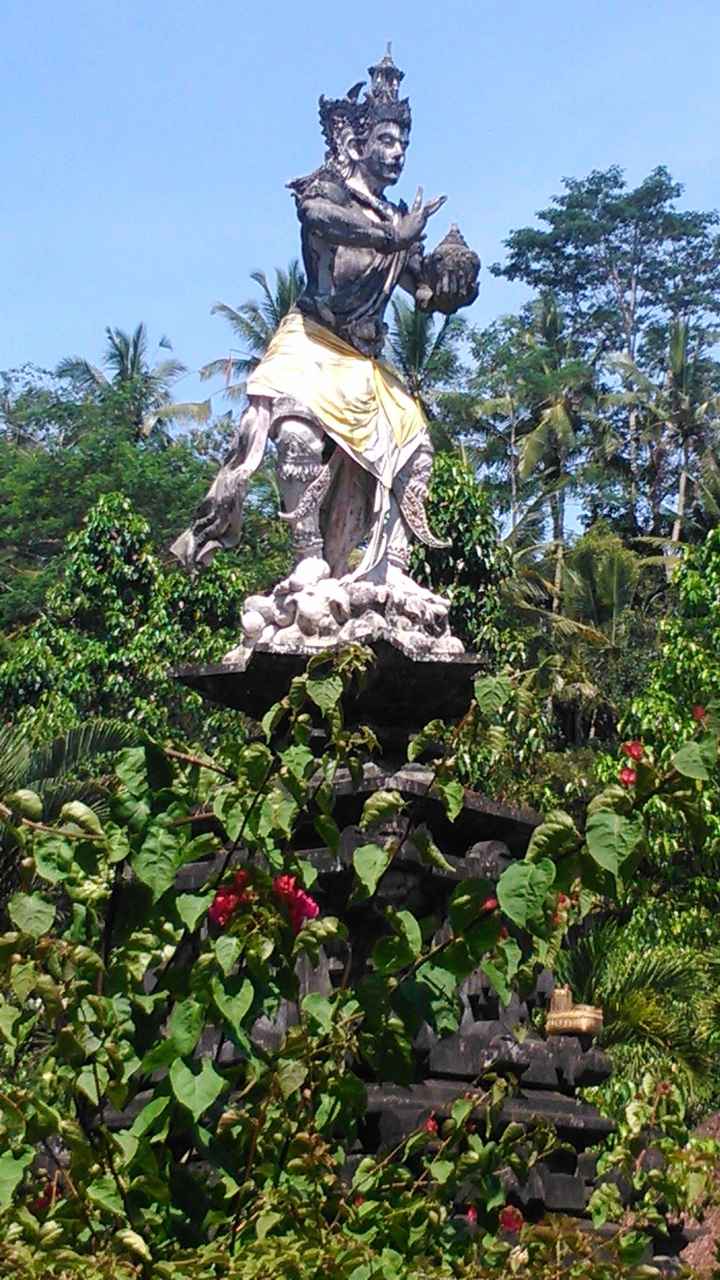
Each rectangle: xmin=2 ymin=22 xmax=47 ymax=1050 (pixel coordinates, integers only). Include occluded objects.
xmin=170 ymin=397 xmax=272 ymax=568
xmin=393 ymin=440 xmax=450 ymax=553
xmin=386 ymin=492 xmax=414 ymax=574
xmin=364 ymin=440 xmax=449 ymax=598
xmin=322 ymin=455 xmax=374 ymax=577
xmin=274 ymin=416 xmax=327 ymax=565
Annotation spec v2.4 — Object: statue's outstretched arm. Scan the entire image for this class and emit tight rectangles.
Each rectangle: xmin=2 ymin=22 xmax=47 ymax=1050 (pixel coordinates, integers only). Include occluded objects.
xmin=302 ymin=196 xmax=398 ymax=253
xmin=398 ymin=241 xmax=425 ymax=299
xmin=302 ymin=188 xmax=446 ymax=256
xmin=170 ymin=399 xmax=272 ymax=569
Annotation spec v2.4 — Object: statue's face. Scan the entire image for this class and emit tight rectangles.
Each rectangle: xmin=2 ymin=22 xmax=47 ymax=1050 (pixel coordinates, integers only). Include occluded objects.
xmin=359 ymin=120 xmax=409 ymax=189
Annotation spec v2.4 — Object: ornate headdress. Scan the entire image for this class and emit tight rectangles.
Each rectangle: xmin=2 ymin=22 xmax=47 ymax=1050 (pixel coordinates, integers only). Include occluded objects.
xmin=318 ymin=45 xmax=412 ymax=165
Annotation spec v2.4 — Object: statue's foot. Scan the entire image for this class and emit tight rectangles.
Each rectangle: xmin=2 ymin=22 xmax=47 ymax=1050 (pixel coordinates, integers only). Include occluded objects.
xmin=383 ymin=563 xmax=434 ymax=598
xmin=363 ymin=562 xmax=448 ymax=611
xmin=286 ymin=556 xmax=331 ymax=591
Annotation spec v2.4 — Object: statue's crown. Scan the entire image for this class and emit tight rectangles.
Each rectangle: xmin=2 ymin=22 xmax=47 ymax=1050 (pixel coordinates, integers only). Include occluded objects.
xmin=318 ymin=44 xmax=412 ymax=159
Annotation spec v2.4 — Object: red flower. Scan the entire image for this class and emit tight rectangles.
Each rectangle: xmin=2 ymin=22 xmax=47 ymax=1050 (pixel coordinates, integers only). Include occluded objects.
xmin=209 ymin=870 xmax=254 ymax=929
xmin=621 ymin=740 xmax=644 ymax=761
xmin=481 ymin=896 xmax=499 ymax=913
xmin=31 ymin=1182 xmax=63 ymax=1215
xmin=353 ymin=1193 xmax=365 ymax=1206
xmin=618 ymin=766 xmax=637 ymax=787
xmin=208 ymin=886 xmax=241 ymax=929
xmin=692 ymin=705 xmax=707 ymax=723
xmin=499 ymin=1205 xmax=524 ymax=1233
xmin=466 ymin=1204 xmax=478 ymax=1224
xmin=423 ymin=1114 xmax=439 ymax=1134
xmin=233 ymin=869 xmax=251 ymax=896
xmin=499 ymin=926 xmax=509 ymax=941
xmin=557 ymin=893 xmax=569 ymax=908
xmin=272 ymin=875 xmax=320 ymax=934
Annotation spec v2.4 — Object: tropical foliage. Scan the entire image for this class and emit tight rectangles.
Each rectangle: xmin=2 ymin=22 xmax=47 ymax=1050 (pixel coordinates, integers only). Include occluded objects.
xmin=3 ymin=161 xmax=720 ymax=1275
xmin=0 ymin=652 xmax=717 ymax=1277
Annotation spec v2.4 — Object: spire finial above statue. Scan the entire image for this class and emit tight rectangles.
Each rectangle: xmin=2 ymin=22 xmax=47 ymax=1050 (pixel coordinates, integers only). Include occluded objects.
xmin=367 ymin=43 xmax=405 ymax=103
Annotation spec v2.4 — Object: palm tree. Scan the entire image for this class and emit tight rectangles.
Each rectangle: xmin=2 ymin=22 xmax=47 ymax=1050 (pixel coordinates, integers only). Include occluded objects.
xmin=386 ymin=300 xmax=465 ymax=443
xmin=56 ymin=324 xmax=210 ymax=440
xmin=609 ymin=320 xmax=720 ymax=554
xmin=515 ymin=296 xmax=597 ymax=612
xmin=199 ymin=262 xmax=306 ymax=402
xmin=563 ymin=528 xmax=641 ymax=647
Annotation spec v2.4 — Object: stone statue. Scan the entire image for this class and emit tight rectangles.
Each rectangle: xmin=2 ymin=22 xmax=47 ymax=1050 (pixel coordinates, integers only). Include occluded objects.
xmin=171 ymin=48 xmax=480 ymax=660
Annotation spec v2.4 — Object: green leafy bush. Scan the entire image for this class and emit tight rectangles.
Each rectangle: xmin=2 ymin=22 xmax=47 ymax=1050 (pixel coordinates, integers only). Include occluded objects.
xmin=412 ymin=453 xmax=523 ymax=668
xmin=0 ymin=656 xmax=716 ymax=1277
xmin=0 ymin=493 xmax=284 ymax=743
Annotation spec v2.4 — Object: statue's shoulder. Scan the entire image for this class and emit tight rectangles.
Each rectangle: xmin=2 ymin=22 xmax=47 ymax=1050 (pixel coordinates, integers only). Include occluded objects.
xmin=287 ymin=164 xmax=350 ymax=209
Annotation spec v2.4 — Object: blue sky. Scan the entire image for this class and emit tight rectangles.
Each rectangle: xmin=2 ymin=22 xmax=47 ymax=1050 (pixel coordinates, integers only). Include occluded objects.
xmin=2 ymin=0 xmax=720 ymax=408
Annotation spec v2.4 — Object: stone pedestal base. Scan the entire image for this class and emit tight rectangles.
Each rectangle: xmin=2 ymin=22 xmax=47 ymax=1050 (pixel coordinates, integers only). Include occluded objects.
xmin=176 ymin=639 xmax=484 ymax=753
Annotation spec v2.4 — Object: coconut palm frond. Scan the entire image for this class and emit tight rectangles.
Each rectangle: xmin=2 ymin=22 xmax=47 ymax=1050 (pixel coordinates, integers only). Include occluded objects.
xmin=607 ymin=353 xmax=660 ymax=399
xmin=199 ymin=356 xmax=256 ymax=383
xmin=150 ymin=358 xmax=187 ymax=386
xmin=222 ymin=381 xmax=251 ymax=403
xmin=214 ymin=301 xmax=273 ymax=354
xmin=205 ymin=264 xmax=304 ymax=400
xmin=140 ymin=399 xmax=212 ymax=438
xmin=387 ymin=300 xmax=465 ymax=415
xmin=518 ymin=418 xmax=553 ymax=481
xmin=55 ymin=357 xmax=109 ymax=393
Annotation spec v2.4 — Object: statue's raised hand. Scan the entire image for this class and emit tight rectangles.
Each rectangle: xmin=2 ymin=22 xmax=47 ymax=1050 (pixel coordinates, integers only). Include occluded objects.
xmin=396 ymin=188 xmax=446 ymax=249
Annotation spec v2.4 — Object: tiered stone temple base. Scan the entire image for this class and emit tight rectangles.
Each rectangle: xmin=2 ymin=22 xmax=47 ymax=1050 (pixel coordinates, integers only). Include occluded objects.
xmin=174 ymin=641 xmax=698 ymax=1272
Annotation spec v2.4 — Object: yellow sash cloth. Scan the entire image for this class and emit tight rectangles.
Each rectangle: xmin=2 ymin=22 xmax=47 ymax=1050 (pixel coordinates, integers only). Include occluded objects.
xmin=246 ymin=311 xmax=428 ymax=486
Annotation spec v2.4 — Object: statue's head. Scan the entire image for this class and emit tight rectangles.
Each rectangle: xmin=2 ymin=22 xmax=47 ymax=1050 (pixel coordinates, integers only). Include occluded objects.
xmin=318 ymin=47 xmax=412 ymax=189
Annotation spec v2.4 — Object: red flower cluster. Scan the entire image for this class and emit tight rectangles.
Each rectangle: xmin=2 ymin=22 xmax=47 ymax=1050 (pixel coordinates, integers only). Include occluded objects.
xmin=499 ymin=1204 xmax=524 ymax=1233
xmin=618 ymin=766 xmax=637 ymax=787
xmin=692 ymin=704 xmax=707 ymax=723
xmin=272 ymin=874 xmax=320 ymax=934
xmin=423 ymin=1114 xmax=439 ymax=1134
xmin=621 ymin=739 xmax=644 ymax=761
xmin=208 ymin=869 xmax=252 ymax=930
xmin=481 ymin=896 xmax=499 ymax=913
xmin=552 ymin=892 xmax=571 ymax=926
xmin=32 ymin=1181 xmax=63 ymax=1215
xmin=466 ymin=1204 xmax=478 ymax=1224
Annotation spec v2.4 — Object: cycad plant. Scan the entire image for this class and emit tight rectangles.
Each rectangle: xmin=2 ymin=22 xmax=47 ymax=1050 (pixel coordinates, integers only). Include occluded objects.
xmin=0 ymin=719 xmax=138 ymax=907
xmin=555 ymin=919 xmax=717 ymax=1104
